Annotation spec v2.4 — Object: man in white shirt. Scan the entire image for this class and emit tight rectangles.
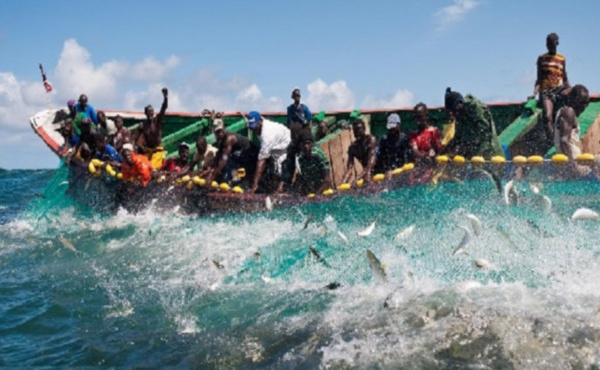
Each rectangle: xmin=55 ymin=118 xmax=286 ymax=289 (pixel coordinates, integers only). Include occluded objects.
xmin=247 ymin=111 xmax=291 ymax=194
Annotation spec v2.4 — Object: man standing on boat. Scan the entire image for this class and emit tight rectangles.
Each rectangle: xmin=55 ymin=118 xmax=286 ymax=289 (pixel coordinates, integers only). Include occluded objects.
xmin=247 ymin=111 xmax=291 ymax=194
xmin=342 ymin=119 xmax=377 ymax=186
xmin=443 ymin=87 xmax=504 ymax=159
xmin=283 ymin=88 xmax=313 ymax=189
xmin=134 ymin=87 xmax=169 ymax=170
xmin=75 ymin=94 xmax=98 ymax=125
xmin=374 ymin=113 xmax=411 ymax=179
xmin=531 ymin=33 xmax=571 ymax=150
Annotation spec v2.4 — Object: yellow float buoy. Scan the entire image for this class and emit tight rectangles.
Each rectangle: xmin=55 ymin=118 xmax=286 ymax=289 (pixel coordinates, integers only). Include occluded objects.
xmin=322 ymin=189 xmax=334 ymax=196
xmin=436 ymin=155 xmax=449 ymax=165
xmin=372 ymin=173 xmax=385 ymax=182
xmin=526 ymin=155 xmax=544 ymax=167
xmin=513 ymin=155 xmax=527 ymax=166
xmin=452 ymin=155 xmax=466 ymax=166
xmin=402 ymin=163 xmax=414 ymax=171
xmin=338 ymin=183 xmax=351 ymax=191
xmin=491 ymin=156 xmax=506 ymax=165
xmin=232 ymin=186 xmax=244 ymax=194
xmin=470 ymin=156 xmax=485 ymax=166
xmin=356 ymin=179 xmax=364 ymax=188
xmin=219 ymin=183 xmax=230 ymax=192
xmin=551 ymin=153 xmax=569 ymax=165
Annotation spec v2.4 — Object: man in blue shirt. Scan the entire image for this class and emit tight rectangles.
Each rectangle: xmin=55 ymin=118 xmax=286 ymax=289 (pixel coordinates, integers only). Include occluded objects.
xmin=75 ymin=94 xmax=98 ymax=125
xmin=94 ymin=133 xmax=122 ymax=164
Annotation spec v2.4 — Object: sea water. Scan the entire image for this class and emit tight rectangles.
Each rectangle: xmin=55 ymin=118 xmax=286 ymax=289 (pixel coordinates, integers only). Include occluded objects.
xmin=2 ymin=165 xmax=600 ymax=368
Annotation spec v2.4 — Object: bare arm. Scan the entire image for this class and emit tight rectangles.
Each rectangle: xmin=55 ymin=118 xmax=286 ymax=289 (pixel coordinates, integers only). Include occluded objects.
xmin=249 ymin=158 xmax=266 ymax=194
xmin=356 ymin=136 xmax=377 ymax=183
xmin=563 ymin=59 xmax=570 ymax=88
xmin=159 ymin=88 xmax=168 ymax=118
xmin=341 ymin=149 xmax=356 ymax=184
xmin=317 ymin=169 xmax=333 ymax=194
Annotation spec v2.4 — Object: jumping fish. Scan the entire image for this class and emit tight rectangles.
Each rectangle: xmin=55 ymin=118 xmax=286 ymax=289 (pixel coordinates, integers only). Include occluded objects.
xmin=337 ymin=230 xmax=349 ymax=243
xmin=474 ymin=258 xmax=492 ymax=269
xmin=57 ymin=236 xmax=77 ymax=253
xmin=212 ymin=260 xmax=225 ymax=269
xmin=309 ymin=246 xmax=332 ymax=268
xmin=366 ymin=249 xmax=387 ymax=283
xmin=530 ymin=183 xmax=541 ymax=194
xmin=261 ymin=273 xmax=271 ymax=283
xmin=504 ymin=180 xmax=518 ymax=206
xmin=265 ymin=196 xmax=273 ymax=212
xmin=395 ymin=225 xmax=415 ymax=240
xmin=465 ymin=214 xmax=483 ymax=236
xmin=540 ymin=195 xmax=552 ymax=213
xmin=302 ymin=215 xmax=312 ymax=230
xmin=571 ymin=207 xmax=600 ymax=220
xmin=477 ymin=168 xmax=502 ymax=193
xmin=453 ymin=226 xmax=472 ymax=255
xmin=358 ymin=221 xmax=376 ymax=237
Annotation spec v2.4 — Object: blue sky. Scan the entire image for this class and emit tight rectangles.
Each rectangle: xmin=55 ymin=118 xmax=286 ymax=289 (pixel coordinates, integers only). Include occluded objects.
xmin=1 ymin=0 xmax=599 ymax=169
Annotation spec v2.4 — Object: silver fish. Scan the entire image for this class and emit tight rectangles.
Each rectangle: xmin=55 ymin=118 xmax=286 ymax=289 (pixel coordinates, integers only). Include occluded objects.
xmin=265 ymin=196 xmax=273 ymax=212
xmin=57 ymin=236 xmax=77 ymax=252
xmin=571 ymin=207 xmax=600 ymax=220
xmin=337 ymin=230 xmax=349 ymax=243
xmin=366 ymin=249 xmax=387 ymax=283
xmin=212 ymin=260 xmax=225 ymax=269
xmin=465 ymin=214 xmax=482 ymax=236
xmin=395 ymin=225 xmax=415 ymax=240
xmin=474 ymin=258 xmax=492 ymax=269
xmin=453 ymin=226 xmax=472 ymax=255
xmin=504 ymin=180 xmax=518 ymax=206
xmin=357 ymin=221 xmax=376 ymax=237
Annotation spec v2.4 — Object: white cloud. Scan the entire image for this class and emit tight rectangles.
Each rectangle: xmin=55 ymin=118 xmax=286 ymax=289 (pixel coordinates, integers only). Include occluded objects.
xmin=130 ymin=55 xmax=180 ymax=81
xmin=304 ymin=79 xmax=355 ymax=111
xmin=434 ymin=0 xmax=479 ymax=31
xmin=362 ymin=89 xmax=415 ymax=109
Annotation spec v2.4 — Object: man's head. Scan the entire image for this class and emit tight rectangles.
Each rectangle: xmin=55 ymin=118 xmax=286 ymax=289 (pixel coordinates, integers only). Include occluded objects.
xmin=413 ymin=102 xmax=429 ymax=129
xmin=94 ymin=132 xmax=106 ymax=151
xmin=121 ymin=143 xmax=134 ymax=165
xmin=78 ymin=94 xmax=88 ymax=108
xmin=386 ymin=113 xmax=401 ymax=137
xmin=97 ymin=111 xmax=106 ymax=126
xmin=145 ymin=105 xmax=154 ymax=120
xmin=178 ymin=142 xmax=190 ymax=161
xmin=67 ymin=99 xmax=76 ymax=112
xmin=569 ymin=84 xmax=590 ymax=115
xmin=247 ymin=111 xmax=263 ymax=134
xmin=297 ymin=130 xmax=314 ymax=155
xmin=291 ymin=88 xmax=301 ymax=104
xmin=444 ymin=87 xmax=464 ymax=115
xmin=546 ymin=33 xmax=559 ymax=55
xmin=196 ymin=136 xmax=208 ymax=156
xmin=115 ymin=115 xmax=124 ymax=129
xmin=213 ymin=118 xmax=226 ymax=140
xmin=60 ymin=118 xmax=74 ymax=138
xmin=352 ymin=119 xmax=366 ymax=140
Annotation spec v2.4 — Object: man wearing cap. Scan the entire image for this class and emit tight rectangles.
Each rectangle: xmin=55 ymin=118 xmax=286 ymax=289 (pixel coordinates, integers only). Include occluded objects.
xmin=292 ymin=130 xmax=332 ymax=195
xmin=247 ymin=111 xmax=291 ymax=194
xmin=133 ymin=87 xmax=169 ymax=170
xmin=342 ymin=119 xmax=377 ymax=185
xmin=161 ymin=142 xmax=191 ymax=176
xmin=409 ymin=103 xmax=442 ymax=163
xmin=374 ymin=113 xmax=411 ymax=178
xmin=207 ymin=118 xmax=257 ymax=184
xmin=120 ymin=143 xmax=153 ymax=187
xmin=443 ymin=87 xmax=503 ymax=159
xmin=67 ymin=99 xmax=77 ymax=120
xmin=75 ymin=94 xmax=98 ymax=125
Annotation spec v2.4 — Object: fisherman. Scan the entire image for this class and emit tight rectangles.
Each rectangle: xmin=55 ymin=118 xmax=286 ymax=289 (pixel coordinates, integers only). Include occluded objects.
xmin=409 ymin=103 xmax=442 ymax=163
xmin=93 ymin=133 xmax=121 ymax=164
xmin=292 ymin=130 xmax=332 ymax=195
xmin=120 ymin=143 xmax=153 ymax=186
xmin=314 ymin=112 xmax=329 ymax=141
xmin=287 ymin=88 xmax=312 ymax=133
xmin=161 ymin=142 xmax=191 ymax=177
xmin=531 ymin=33 xmax=571 ymax=149
xmin=97 ymin=111 xmax=117 ymax=144
xmin=112 ymin=115 xmax=131 ymax=152
xmin=133 ymin=87 xmax=169 ymax=170
xmin=77 ymin=117 xmax=98 ymax=153
xmin=189 ymin=136 xmax=217 ymax=177
xmin=247 ymin=111 xmax=291 ymax=194
xmin=342 ymin=119 xmax=377 ymax=185
xmin=207 ymin=119 xmax=256 ymax=184
xmin=67 ymin=99 xmax=77 ymax=119
xmin=374 ymin=113 xmax=411 ymax=178
xmin=75 ymin=94 xmax=98 ymax=125
xmin=58 ymin=118 xmax=79 ymax=156
xmin=443 ymin=87 xmax=504 ymax=159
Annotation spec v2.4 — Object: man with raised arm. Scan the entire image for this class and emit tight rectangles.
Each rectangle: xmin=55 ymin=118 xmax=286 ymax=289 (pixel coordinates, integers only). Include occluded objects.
xmin=134 ymin=87 xmax=169 ymax=169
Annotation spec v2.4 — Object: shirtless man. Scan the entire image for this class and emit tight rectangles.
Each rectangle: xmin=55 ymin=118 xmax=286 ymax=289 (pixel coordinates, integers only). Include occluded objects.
xmin=134 ymin=87 xmax=168 ymax=169
xmin=342 ymin=119 xmax=377 ymax=186
xmin=207 ymin=119 xmax=256 ymax=184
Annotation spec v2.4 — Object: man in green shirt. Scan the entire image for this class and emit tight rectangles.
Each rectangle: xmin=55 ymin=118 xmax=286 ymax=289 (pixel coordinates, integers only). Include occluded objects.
xmin=443 ymin=87 xmax=504 ymax=159
xmin=292 ymin=131 xmax=332 ymax=195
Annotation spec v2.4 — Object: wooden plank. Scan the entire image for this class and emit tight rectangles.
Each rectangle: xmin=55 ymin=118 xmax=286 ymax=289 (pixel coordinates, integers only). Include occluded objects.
xmin=582 ymin=113 xmax=600 ymax=154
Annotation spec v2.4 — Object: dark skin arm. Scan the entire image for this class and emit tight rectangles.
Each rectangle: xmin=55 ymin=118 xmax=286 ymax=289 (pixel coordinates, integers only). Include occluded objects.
xmin=206 ymin=135 xmax=236 ymax=184
xmin=249 ymin=158 xmax=267 ymax=194
xmin=341 ymin=149 xmax=357 ymax=184
xmin=557 ymin=107 xmax=577 ymax=158
xmin=316 ymin=169 xmax=333 ymax=194
xmin=356 ymin=136 xmax=377 ymax=184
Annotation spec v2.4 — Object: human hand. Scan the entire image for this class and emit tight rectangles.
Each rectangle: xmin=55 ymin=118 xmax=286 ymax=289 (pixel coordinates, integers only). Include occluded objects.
xmin=162 ymin=88 xmax=168 ymax=97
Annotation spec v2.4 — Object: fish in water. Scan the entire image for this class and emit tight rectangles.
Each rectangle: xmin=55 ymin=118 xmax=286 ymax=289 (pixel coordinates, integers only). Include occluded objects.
xmin=474 ymin=258 xmax=492 ymax=269
xmin=530 ymin=183 xmax=541 ymax=194
xmin=395 ymin=225 xmax=415 ymax=240
xmin=571 ymin=207 xmax=600 ymax=220
xmin=57 ymin=236 xmax=77 ymax=253
xmin=212 ymin=260 xmax=225 ymax=269
xmin=261 ymin=273 xmax=271 ymax=283
xmin=309 ymin=246 xmax=332 ymax=268
xmin=324 ymin=282 xmax=341 ymax=290
xmin=302 ymin=215 xmax=312 ymax=230
xmin=477 ymin=168 xmax=502 ymax=193
xmin=358 ymin=221 xmax=376 ymax=237
xmin=504 ymin=180 xmax=518 ymax=206
xmin=540 ymin=195 xmax=552 ymax=213
xmin=465 ymin=214 xmax=482 ymax=236
xmin=337 ymin=230 xmax=349 ymax=243
xmin=453 ymin=226 xmax=472 ymax=255
xmin=265 ymin=196 xmax=273 ymax=212
xmin=366 ymin=249 xmax=387 ymax=283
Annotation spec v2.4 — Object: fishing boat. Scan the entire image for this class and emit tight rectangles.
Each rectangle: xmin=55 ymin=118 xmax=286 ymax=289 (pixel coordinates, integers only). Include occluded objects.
xmin=29 ymin=94 xmax=600 ymax=214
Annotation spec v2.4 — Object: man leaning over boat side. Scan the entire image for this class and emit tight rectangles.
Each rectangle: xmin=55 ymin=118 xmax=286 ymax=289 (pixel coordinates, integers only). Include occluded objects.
xmin=161 ymin=142 xmax=192 ymax=180
xmin=342 ymin=119 xmax=377 ymax=186
xmin=373 ymin=113 xmax=411 ymax=179
xmin=409 ymin=103 xmax=442 ymax=164
xmin=442 ymin=87 xmax=504 ymax=159
xmin=93 ymin=133 xmax=122 ymax=165
xmin=133 ymin=87 xmax=169 ymax=170
xmin=206 ymin=118 xmax=257 ymax=185
xmin=189 ymin=136 xmax=217 ymax=178
xmin=247 ymin=111 xmax=291 ymax=194
xmin=530 ymin=32 xmax=571 ymax=152
xmin=120 ymin=143 xmax=153 ymax=187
